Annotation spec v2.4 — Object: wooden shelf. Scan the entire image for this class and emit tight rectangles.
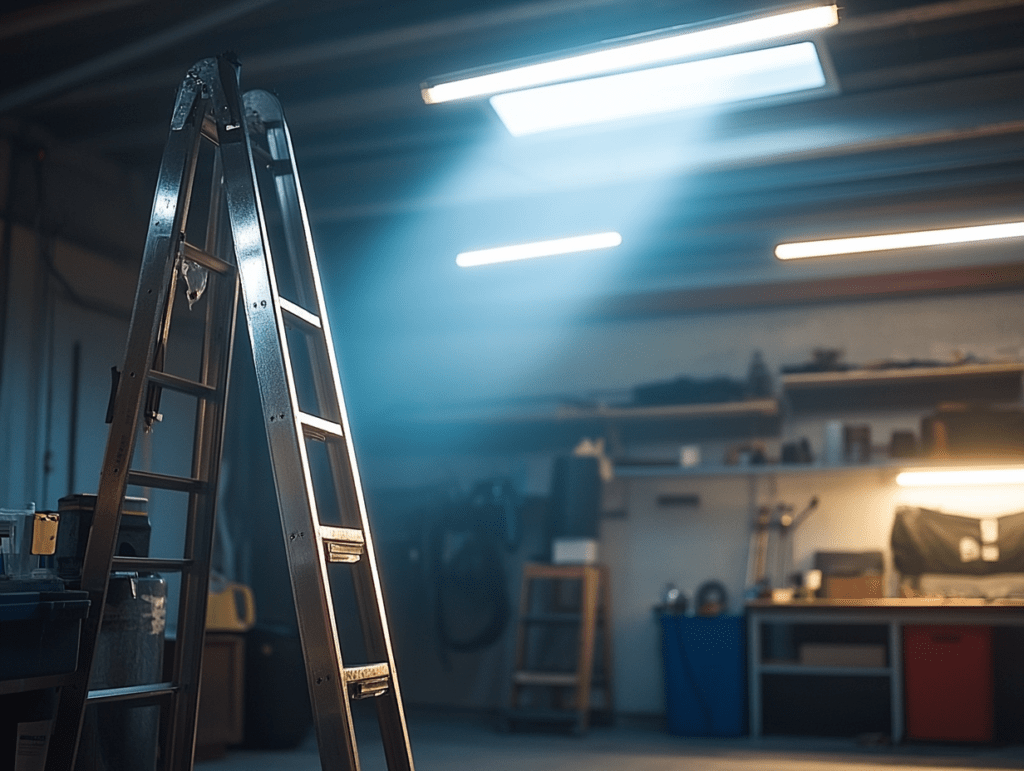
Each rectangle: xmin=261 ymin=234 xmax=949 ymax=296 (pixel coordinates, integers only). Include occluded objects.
xmin=367 ymin=398 xmax=781 ymax=451
xmin=781 ymin=362 xmax=1024 ymax=411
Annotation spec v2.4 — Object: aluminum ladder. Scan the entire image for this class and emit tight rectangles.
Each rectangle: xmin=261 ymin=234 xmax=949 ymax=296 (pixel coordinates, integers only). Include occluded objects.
xmin=45 ymin=54 xmax=414 ymax=771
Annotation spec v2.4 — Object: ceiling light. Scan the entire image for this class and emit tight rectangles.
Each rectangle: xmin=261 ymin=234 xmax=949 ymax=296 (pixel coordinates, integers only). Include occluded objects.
xmin=422 ymin=4 xmax=839 ymax=104
xmin=490 ymin=42 xmax=828 ymax=136
xmin=776 ymin=221 xmax=1024 ymax=260
xmin=456 ymin=232 xmax=622 ymax=268
xmin=896 ymin=468 xmax=1024 ymax=487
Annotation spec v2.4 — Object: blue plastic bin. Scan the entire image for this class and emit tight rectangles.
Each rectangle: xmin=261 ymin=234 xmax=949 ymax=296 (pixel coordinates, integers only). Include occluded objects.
xmin=660 ymin=614 xmax=746 ymax=736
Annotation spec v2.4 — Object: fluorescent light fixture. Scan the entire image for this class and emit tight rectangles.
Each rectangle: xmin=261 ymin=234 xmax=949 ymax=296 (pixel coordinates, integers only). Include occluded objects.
xmin=490 ymin=42 xmax=827 ymax=136
xmin=456 ymin=232 xmax=622 ymax=268
xmin=422 ymin=4 xmax=838 ymax=104
xmin=776 ymin=221 xmax=1024 ymax=260
xmin=896 ymin=468 xmax=1024 ymax=487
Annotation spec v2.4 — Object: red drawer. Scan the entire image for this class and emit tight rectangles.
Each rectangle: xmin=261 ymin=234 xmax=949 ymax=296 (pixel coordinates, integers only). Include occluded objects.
xmin=904 ymin=625 xmax=993 ymax=742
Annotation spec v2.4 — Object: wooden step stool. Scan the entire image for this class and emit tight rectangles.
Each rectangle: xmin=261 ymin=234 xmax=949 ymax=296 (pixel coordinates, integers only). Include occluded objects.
xmin=506 ymin=562 xmax=614 ymax=733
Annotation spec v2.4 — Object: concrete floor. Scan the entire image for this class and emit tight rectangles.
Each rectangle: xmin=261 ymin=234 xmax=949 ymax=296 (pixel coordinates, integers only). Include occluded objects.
xmin=196 ymin=710 xmax=1024 ymax=771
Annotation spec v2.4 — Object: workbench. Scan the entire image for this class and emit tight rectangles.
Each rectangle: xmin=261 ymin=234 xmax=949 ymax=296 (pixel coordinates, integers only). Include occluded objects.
xmin=746 ymin=598 xmax=1024 ymax=741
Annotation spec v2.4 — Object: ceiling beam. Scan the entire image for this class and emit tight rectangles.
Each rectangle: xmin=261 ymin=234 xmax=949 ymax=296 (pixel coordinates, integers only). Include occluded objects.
xmin=0 ymin=0 xmax=284 ymax=112
xmin=592 ymin=261 xmax=1024 ymax=319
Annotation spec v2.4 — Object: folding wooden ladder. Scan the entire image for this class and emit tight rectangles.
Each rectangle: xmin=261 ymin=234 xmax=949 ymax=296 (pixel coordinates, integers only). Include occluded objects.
xmin=45 ymin=55 xmax=414 ymax=771
xmin=506 ymin=562 xmax=614 ymax=734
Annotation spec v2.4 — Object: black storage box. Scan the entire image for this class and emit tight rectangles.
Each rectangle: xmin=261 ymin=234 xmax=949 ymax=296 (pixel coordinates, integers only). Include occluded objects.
xmin=56 ymin=494 xmax=150 ymax=584
xmin=0 ymin=590 xmax=89 ymax=680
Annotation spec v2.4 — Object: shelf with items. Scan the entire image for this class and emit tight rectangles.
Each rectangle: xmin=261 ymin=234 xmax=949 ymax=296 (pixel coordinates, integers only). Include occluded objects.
xmin=780 ymin=361 xmax=1024 ymax=412
xmin=372 ymin=397 xmax=782 ymax=452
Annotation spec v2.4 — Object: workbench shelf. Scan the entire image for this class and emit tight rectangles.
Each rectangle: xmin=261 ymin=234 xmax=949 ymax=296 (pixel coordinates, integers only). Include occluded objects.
xmin=746 ymin=600 xmax=1024 ymax=741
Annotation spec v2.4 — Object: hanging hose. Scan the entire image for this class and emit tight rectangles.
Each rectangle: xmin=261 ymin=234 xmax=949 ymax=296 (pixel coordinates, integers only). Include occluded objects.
xmin=430 ymin=480 xmax=522 ymax=660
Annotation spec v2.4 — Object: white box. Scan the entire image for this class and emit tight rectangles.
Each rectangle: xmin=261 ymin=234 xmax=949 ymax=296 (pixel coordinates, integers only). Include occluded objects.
xmin=552 ymin=537 xmax=599 ymax=565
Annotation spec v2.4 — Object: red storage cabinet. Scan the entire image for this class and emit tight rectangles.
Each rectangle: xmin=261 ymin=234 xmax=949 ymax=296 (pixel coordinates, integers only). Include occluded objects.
xmin=903 ymin=625 xmax=994 ymax=742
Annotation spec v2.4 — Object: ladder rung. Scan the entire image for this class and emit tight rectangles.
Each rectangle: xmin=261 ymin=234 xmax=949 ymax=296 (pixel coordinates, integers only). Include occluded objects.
xmin=148 ymin=370 xmax=218 ymax=399
xmin=298 ymin=412 xmax=343 ymax=440
xmin=270 ymin=158 xmax=293 ymax=176
xmin=87 ymin=682 xmax=178 ymax=706
xmin=182 ymin=241 xmax=234 ymax=276
xmin=112 ymin=556 xmax=192 ymax=572
xmin=344 ymin=663 xmax=390 ymax=699
xmin=321 ymin=526 xmax=364 ymax=564
xmin=279 ymin=298 xmax=322 ymax=330
xmin=514 ymin=671 xmax=580 ymax=687
xmin=127 ymin=470 xmax=207 ymax=493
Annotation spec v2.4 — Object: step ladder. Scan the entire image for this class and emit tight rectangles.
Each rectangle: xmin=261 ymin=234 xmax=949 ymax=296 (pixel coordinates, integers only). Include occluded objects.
xmin=45 ymin=55 xmax=414 ymax=771
xmin=506 ymin=562 xmax=614 ymax=734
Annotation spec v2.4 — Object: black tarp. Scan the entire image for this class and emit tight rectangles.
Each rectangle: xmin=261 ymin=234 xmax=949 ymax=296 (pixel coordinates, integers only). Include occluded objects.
xmin=891 ymin=506 xmax=1024 ymax=576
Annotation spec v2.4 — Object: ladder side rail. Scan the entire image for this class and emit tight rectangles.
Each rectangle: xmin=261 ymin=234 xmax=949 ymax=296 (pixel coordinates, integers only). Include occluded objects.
xmin=165 ymin=177 xmax=242 ymax=769
xmin=246 ymin=90 xmax=415 ymax=770
xmin=222 ymin=89 xmax=362 ymax=771
xmin=45 ymin=70 xmax=210 ymax=771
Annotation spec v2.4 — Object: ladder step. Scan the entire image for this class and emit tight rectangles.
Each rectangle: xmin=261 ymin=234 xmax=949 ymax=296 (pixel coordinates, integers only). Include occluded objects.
xmin=147 ymin=370 xmax=218 ymax=399
xmin=87 ymin=682 xmax=178 ymax=706
xmin=320 ymin=526 xmax=365 ymax=563
xmin=514 ymin=671 xmax=580 ymax=687
xmin=344 ymin=663 xmax=390 ymax=699
xmin=127 ymin=470 xmax=207 ymax=493
xmin=182 ymin=241 xmax=234 ymax=276
xmin=111 ymin=556 xmax=192 ymax=572
xmin=298 ymin=412 xmax=343 ymax=440
xmin=279 ymin=297 xmax=322 ymax=330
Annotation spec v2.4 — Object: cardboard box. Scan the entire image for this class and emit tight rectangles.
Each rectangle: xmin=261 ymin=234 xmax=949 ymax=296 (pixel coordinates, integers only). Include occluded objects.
xmin=552 ymin=537 xmax=598 ymax=565
xmin=824 ymin=574 xmax=883 ymax=599
xmin=799 ymin=643 xmax=886 ymax=668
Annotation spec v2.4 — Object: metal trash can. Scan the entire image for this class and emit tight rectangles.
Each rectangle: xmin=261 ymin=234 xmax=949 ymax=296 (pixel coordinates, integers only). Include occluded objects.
xmin=76 ymin=573 xmax=166 ymax=771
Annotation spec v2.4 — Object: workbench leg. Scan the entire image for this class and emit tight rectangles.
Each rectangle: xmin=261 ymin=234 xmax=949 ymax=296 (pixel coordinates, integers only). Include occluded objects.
xmin=747 ymin=611 xmax=761 ymax=738
xmin=889 ymin=621 xmax=903 ymax=743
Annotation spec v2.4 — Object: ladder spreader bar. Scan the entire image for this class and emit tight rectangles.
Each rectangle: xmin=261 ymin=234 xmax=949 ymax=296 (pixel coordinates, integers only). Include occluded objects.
xmin=111 ymin=556 xmax=193 ymax=572
xmin=344 ymin=663 xmax=391 ymax=699
xmin=147 ymin=369 xmax=218 ymax=399
xmin=87 ymin=682 xmax=178 ymax=706
xmin=182 ymin=241 xmax=234 ymax=276
xmin=279 ymin=297 xmax=322 ymax=330
xmin=298 ymin=412 xmax=343 ymax=440
xmin=127 ymin=470 xmax=207 ymax=494
xmin=200 ymin=115 xmax=219 ymax=144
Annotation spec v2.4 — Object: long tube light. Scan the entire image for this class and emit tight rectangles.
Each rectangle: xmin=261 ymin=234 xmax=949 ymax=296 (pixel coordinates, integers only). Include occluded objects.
xmin=422 ymin=4 xmax=838 ymax=104
xmin=456 ymin=232 xmax=622 ymax=268
xmin=490 ymin=42 xmax=827 ymax=136
xmin=776 ymin=221 xmax=1024 ymax=260
xmin=896 ymin=468 xmax=1024 ymax=487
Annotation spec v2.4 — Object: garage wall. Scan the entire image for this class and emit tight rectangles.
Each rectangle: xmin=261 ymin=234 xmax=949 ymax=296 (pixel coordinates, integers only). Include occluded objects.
xmin=349 ymin=287 xmax=1024 ymax=714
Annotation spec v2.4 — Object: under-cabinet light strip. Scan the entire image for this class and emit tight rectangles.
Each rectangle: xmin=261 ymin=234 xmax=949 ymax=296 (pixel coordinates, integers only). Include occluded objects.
xmin=896 ymin=468 xmax=1024 ymax=487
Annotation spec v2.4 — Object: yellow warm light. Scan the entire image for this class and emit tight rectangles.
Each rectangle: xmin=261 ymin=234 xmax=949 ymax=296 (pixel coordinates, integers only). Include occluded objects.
xmin=895 ymin=468 xmax=1024 ymax=487
xmin=775 ymin=221 xmax=1024 ymax=260
xmin=422 ymin=4 xmax=839 ymax=104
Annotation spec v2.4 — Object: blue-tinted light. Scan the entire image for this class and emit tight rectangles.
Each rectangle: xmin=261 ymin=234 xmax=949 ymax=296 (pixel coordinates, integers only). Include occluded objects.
xmin=489 ymin=42 xmax=828 ymax=136
xmin=422 ymin=5 xmax=838 ymax=104
xmin=456 ymin=232 xmax=622 ymax=267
